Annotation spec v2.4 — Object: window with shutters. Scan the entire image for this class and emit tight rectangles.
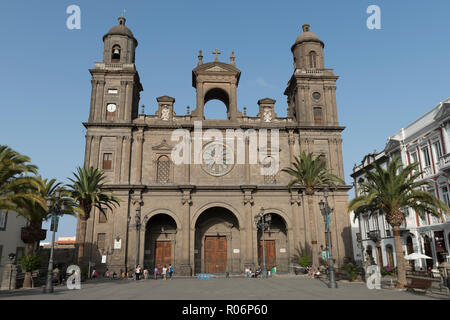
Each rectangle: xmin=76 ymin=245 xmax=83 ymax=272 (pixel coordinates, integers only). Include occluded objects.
xmin=103 ymin=153 xmax=113 ymax=170
xmin=313 ymin=107 xmax=323 ymax=124
xmin=157 ymin=155 xmax=170 ymax=184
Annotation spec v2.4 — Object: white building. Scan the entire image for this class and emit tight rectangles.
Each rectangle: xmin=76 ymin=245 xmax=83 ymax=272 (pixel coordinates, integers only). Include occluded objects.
xmin=0 ymin=210 xmax=27 ymax=282
xmin=351 ymin=98 xmax=450 ymax=270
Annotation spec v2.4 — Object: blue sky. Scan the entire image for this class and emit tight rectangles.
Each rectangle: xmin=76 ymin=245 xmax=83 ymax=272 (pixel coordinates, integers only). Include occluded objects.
xmin=1 ymin=0 xmax=450 ymax=241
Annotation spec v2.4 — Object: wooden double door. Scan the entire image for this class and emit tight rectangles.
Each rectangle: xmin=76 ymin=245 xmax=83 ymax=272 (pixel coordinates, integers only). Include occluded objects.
xmin=154 ymin=241 xmax=171 ymax=273
xmin=204 ymin=236 xmax=227 ymax=273
xmin=259 ymin=240 xmax=276 ymax=270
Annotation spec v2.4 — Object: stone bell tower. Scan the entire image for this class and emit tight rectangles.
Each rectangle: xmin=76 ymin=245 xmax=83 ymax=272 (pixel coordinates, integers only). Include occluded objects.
xmin=284 ymin=24 xmax=339 ymax=127
xmin=190 ymin=50 xmax=242 ymax=120
xmin=87 ymin=16 xmax=143 ymax=124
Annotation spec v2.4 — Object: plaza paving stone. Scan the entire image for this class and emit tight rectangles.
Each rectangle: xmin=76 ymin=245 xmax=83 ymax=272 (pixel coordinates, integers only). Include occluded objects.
xmin=0 ymin=276 xmax=449 ymax=300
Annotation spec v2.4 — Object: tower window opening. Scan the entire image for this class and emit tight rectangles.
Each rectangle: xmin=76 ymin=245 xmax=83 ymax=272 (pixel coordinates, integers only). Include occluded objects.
xmin=313 ymin=107 xmax=323 ymax=124
xmin=112 ymin=45 xmax=121 ymax=62
xmin=309 ymin=51 xmax=317 ymax=69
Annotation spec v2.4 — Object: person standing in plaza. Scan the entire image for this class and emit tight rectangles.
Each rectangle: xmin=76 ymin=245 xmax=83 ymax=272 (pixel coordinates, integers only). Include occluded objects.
xmin=135 ymin=265 xmax=142 ymax=280
xmin=169 ymin=264 xmax=173 ymax=280
xmin=154 ymin=266 xmax=158 ymax=280
xmin=162 ymin=265 xmax=167 ymax=280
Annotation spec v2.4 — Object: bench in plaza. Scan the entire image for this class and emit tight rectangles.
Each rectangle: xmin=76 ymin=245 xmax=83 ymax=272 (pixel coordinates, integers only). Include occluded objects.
xmin=405 ymin=278 xmax=433 ymax=294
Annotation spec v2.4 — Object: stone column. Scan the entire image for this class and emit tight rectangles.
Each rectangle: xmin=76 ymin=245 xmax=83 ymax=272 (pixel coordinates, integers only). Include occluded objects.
xmin=290 ymin=188 xmax=302 ymax=256
xmin=245 ymin=135 xmax=250 ymax=183
xmin=114 ymin=136 xmax=124 ymax=183
xmin=84 ymin=135 xmax=93 ymax=168
xmin=123 ymin=81 xmax=133 ymax=122
xmin=242 ymin=188 xmax=254 ymax=268
xmin=121 ymin=136 xmax=132 ymax=184
xmin=94 ymin=80 xmax=105 ymax=122
xmin=89 ymin=136 xmax=101 ymax=168
xmin=135 ymin=130 xmax=144 ymax=184
xmin=89 ymin=80 xmax=97 ymax=122
xmin=180 ymin=187 xmax=193 ymax=276
xmin=288 ymin=130 xmax=295 ymax=165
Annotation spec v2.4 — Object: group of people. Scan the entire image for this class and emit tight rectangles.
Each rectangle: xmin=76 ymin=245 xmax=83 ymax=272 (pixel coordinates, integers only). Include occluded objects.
xmin=134 ymin=264 xmax=174 ymax=280
xmin=89 ymin=265 xmax=174 ymax=280
xmin=244 ymin=265 xmax=277 ymax=278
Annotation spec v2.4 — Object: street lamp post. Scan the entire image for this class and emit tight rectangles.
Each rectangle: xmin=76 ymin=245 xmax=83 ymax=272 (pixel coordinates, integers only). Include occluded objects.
xmin=44 ymin=188 xmax=65 ymax=293
xmin=254 ymin=208 xmax=272 ymax=278
xmin=134 ymin=208 xmax=141 ymax=280
xmin=319 ymin=186 xmax=338 ymax=289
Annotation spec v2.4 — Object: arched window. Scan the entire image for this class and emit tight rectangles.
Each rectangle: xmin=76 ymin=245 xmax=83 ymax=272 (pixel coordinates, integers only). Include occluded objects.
xmin=157 ymin=155 xmax=170 ymax=184
xmin=313 ymin=107 xmax=323 ymax=124
xmin=309 ymin=51 xmax=317 ymax=68
xmin=112 ymin=45 xmax=121 ymax=62
xmin=203 ymin=88 xmax=230 ymax=119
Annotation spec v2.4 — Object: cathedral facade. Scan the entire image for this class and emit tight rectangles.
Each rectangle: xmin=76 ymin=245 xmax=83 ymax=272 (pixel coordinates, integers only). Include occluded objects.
xmin=77 ymin=17 xmax=353 ymax=275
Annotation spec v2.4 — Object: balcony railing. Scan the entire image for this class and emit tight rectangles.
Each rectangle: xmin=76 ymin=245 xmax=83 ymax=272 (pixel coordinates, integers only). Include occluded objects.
xmin=367 ymin=230 xmax=381 ymax=242
xmin=439 ymin=153 xmax=450 ymax=172
xmin=422 ymin=166 xmax=433 ymax=178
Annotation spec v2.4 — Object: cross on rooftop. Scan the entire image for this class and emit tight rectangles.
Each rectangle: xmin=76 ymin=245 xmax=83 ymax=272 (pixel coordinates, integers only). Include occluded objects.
xmin=212 ymin=49 xmax=221 ymax=61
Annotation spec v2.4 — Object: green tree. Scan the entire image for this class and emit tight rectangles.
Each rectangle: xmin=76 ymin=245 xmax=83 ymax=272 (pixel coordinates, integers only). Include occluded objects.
xmin=19 ymin=254 xmax=42 ymax=288
xmin=348 ymin=156 xmax=449 ymax=288
xmin=282 ymin=151 xmax=345 ymax=269
xmin=67 ymin=167 xmax=120 ymax=266
xmin=0 ymin=145 xmax=44 ymax=212
xmin=14 ymin=178 xmax=77 ymax=256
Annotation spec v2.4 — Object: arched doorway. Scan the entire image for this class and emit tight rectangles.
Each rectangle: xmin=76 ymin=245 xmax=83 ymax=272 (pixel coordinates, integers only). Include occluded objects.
xmin=257 ymin=213 xmax=288 ymax=272
xmin=144 ymin=214 xmax=178 ymax=273
xmin=194 ymin=207 xmax=240 ymax=274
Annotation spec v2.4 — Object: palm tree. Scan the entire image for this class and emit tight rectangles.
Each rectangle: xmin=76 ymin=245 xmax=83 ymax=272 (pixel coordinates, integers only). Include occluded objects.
xmin=67 ymin=166 xmax=119 ymax=266
xmin=0 ymin=145 xmax=44 ymax=211
xmin=15 ymin=178 xmax=77 ymax=255
xmin=13 ymin=177 xmax=77 ymax=288
xmin=348 ymin=156 xmax=449 ymax=288
xmin=282 ymin=151 xmax=345 ymax=269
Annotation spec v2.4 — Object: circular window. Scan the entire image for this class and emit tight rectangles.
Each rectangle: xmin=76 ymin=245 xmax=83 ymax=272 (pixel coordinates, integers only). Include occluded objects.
xmin=312 ymin=92 xmax=321 ymax=101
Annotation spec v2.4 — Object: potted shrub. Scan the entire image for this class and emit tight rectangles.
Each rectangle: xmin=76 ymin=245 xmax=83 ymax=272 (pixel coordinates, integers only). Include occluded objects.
xmin=18 ymin=254 xmax=42 ymax=288
xmin=342 ymin=263 xmax=362 ymax=281
xmin=298 ymin=255 xmax=311 ymax=274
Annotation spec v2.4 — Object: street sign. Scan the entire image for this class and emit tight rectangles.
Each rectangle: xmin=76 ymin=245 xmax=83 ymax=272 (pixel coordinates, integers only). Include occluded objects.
xmin=322 ymin=251 xmax=327 ymax=260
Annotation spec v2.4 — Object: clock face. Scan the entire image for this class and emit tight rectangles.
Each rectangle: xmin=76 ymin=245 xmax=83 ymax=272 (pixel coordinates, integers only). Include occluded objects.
xmin=201 ymin=142 xmax=234 ymax=176
xmin=107 ymin=104 xmax=117 ymax=113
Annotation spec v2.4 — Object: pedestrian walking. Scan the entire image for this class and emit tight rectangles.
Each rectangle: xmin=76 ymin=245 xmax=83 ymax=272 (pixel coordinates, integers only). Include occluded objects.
xmin=144 ymin=268 xmax=149 ymax=279
xmin=92 ymin=268 xmax=98 ymax=280
xmin=135 ymin=265 xmax=142 ymax=280
xmin=154 ymin=266 xmax=158 ymax=280
xmin=162 ymin=265 xmax=167 ymax=280
xmin=169 ymin=264 xmax=173 ymax=280
xmin=105 ymin=268 xmax=110 ymax=279
xmin=245 ymin=267 xmax=250 ymax=278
